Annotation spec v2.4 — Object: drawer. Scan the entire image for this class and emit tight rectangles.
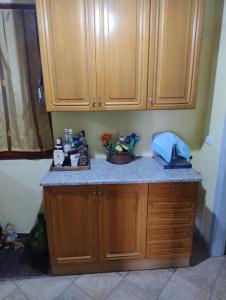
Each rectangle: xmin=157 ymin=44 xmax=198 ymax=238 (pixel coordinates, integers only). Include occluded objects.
xmin=149 ymin=183 xmax=199 ymax=198
xmin=147 ymin=228 xmax=193 ymax=244
xmin=147 ymin=214 xmax=194 ymax=229
xmin=148 ymin=198 xmax=196 ymax=214
xmin=146 ymin=243 xmax=192 ymax=259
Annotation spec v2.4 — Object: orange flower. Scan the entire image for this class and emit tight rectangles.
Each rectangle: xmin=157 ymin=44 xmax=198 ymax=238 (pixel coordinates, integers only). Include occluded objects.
xmin=101 ymin=133 xmax=112 ymax=145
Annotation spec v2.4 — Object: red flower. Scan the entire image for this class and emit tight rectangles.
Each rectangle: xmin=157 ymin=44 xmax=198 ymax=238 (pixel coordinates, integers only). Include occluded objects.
xmin=101 ymin=133 xmax=112 ymax=145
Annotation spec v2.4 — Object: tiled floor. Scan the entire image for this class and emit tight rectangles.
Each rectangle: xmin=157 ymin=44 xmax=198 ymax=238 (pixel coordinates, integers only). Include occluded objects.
xmin=0 ymin=256 xmax=225 ymax=300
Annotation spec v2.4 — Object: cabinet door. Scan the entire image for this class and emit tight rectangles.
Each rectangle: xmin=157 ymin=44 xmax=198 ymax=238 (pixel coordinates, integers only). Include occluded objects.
xmin=95 ymin=0 xmax=150 ymax=110
xmin=98 ymin=184 xmax=148 ymax=261
xmin=44 ymin=186 xmax=98 ymax=265
xmin=148 ymin=0 xmax=203 ymax=109
xmin=36 ymin=0 xmax=97 ymax=111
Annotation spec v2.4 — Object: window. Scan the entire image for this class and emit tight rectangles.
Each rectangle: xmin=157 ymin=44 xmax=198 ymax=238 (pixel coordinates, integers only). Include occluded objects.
xmin=0 ymin=5 xmax=53 ymax=159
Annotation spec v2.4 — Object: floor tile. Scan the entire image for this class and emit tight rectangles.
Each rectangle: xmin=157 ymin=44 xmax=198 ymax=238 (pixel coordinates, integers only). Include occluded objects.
xmin=159 ymin=274 xmax=209 ymax=300
xmin=0 ymin=281 xmax=17 ymax=300
xmin=212 ymin=269 xmax=226 ymax=300
xmin=75 ymin=272 xmax=122 ymax=300
xmin=47 ymin=275 xmax=80 ymax=283
xmin=220 ymin=256 xmax=226 ymax=269
xmin=53 ymin=283 xmax=92 ymax=300
xmin=13 ymin=280 xmax=29 ymax=288
xmin=107 ymin=278 xmax=155 ymax=300
xmin=209 ymin=294 xmax=224 ymax=300
xmin=2 ymin=288 xmax=28 ymax=300
xmin=127 ymin=269 xmax=172 ymax=298
xmin=117 ymin=272 xmax=129 ymax=277
xmin=176 ymin=257 xmax=223 ymax=291
xmin=19 ymin=277 xmax=71 ymax=300
xmin=66 ymin=275 xmax=81 ymax=282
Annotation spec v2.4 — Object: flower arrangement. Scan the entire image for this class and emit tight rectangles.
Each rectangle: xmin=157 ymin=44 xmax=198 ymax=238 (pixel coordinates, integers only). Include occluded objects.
xmin=100 ymin=132 xmax=140 ymax=154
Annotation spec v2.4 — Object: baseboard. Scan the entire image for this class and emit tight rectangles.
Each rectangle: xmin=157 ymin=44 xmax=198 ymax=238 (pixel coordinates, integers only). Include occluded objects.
xmin=194 ymin=226 xmax=210 ymax=255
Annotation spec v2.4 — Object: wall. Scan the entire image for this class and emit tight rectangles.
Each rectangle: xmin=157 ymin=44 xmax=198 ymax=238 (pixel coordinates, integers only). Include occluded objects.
xmin=0 ymin=0 xmax=222 ymax=234
xmin=0 ymin=159 xmax=51 ymax=233
xmin=195 ymin=0 xmax=226 ymax=243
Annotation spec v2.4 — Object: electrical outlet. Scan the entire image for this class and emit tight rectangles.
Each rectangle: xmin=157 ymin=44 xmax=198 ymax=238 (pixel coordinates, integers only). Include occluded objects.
xmin=205 ymin=135 xmax=214 ymax=146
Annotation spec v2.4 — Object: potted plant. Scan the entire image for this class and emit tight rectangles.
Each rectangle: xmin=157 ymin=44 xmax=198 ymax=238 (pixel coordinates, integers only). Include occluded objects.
xmin=100 ymin=132 xmax=140 ymax=164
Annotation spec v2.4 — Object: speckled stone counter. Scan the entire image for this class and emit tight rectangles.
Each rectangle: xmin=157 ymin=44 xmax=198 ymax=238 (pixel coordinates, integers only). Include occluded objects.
xmin=40 ymin=157 xmax=201 ymax=186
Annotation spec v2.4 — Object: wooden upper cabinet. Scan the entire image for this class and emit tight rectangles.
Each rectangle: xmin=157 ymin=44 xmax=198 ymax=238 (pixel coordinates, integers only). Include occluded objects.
xmin=95 ymin=0 xmax=150 ymax=110
xmin=44 ymin=186 xmax=98 ymax=265
xmin=98 ymin=184 xmax=148 ymax=261
xmin=36 ymin=0 xmax=97 ymax=111
xmin=36 ymin=0 xmax=203 ymax=112
xmin=148 ymin=0 xmax=203 ymax=109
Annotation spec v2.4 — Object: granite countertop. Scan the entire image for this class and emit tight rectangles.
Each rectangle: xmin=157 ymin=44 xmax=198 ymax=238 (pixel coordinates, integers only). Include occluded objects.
xmin=40 ymin=157 xmax=202 ymax=186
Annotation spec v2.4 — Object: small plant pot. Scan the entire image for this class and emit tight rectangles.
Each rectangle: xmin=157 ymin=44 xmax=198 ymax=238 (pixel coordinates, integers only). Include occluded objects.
xmin=106 ymin=152 xmax=134 ymax=164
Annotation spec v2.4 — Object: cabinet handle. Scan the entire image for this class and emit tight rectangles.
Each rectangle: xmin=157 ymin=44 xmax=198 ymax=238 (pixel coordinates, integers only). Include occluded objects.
xmin=148 ymin=97 xmax=153 ymax=106
xmin=98 ymin=190 xmax=103 ymax=196
xmin=93 ymin=191 xmax=97 ymax=196
xmin=172 ymin=187 xmax=176 ymax=192
xmin=92 ymin=98 xmax=96 ymax=108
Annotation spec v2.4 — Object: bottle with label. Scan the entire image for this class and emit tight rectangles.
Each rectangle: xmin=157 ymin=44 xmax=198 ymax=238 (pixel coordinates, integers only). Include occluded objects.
xmin=68 ymin=128 xmax=74 ymax=149
xmin=53 ymin=138 xmax=64 ymax=167
xmin=63 ymin=128 xmax=70 ymax=155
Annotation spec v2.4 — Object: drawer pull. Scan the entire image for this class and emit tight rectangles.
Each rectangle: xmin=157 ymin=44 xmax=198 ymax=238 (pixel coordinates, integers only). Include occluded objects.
xmin=169 ymin=249 xmax=173 ymax=254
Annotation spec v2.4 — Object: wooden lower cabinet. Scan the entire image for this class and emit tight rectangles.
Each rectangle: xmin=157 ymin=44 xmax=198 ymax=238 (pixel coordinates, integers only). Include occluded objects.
xmin=98 ymin=184 xmax=147 ymax=261
xmin=44 ymin=182 xmax=199 ymax=275
xmin=44 ymin=186 xmax=98 ymax=265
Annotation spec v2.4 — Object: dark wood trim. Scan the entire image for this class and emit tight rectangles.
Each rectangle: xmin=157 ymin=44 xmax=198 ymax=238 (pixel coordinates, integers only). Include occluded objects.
xmin=0 ymin=4 xmax=35 ymax=10
xmin=0 ymin=150 xmax=53 ymax=160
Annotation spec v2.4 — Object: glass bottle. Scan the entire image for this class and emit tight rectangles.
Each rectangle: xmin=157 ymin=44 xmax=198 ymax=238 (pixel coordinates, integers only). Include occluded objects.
xmin=63 ymin=128 xmax=70 ymax=154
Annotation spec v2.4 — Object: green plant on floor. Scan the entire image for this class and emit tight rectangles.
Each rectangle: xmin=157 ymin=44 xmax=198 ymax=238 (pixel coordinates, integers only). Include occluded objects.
xmin=29 ymin=213 xmax=48 ymax=255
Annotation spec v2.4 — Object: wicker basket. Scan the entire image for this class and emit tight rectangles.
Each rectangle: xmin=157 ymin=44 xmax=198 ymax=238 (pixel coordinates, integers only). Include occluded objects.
xmin=106 ymin=152 xmax=134 ymax=164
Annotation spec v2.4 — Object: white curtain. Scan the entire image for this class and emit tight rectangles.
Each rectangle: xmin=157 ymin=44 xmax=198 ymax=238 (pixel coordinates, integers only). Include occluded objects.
xmin=0 ymin=9 xmax=53 ymax=152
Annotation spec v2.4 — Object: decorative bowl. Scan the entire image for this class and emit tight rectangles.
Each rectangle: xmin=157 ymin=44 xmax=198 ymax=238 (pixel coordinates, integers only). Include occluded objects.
xmin=106 ymin=152 xmax=134 ymax=164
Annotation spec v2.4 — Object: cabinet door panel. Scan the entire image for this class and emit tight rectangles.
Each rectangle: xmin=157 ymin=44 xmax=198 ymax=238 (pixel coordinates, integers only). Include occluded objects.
xmin=148 ymin=0 xmax=203 ymax=109
xmin=95 ymin=0 xmax=150 ymax=110
xmin=36 ymin=0 xmax=96 ymax=111
xmin=98 ymin=184 xmax=148 ymax=261
xmin=44 ymin=186 xmax=98 ymax=264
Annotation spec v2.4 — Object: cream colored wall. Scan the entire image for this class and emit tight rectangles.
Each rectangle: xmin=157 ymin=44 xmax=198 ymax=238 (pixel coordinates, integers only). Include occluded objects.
xmin=195 ymin=0 xmax=226 ymax=242
xmin=0 ymin=0 xmax=222 ymax=234
xmin=0 ymin=159 xmax=51 ymax=233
